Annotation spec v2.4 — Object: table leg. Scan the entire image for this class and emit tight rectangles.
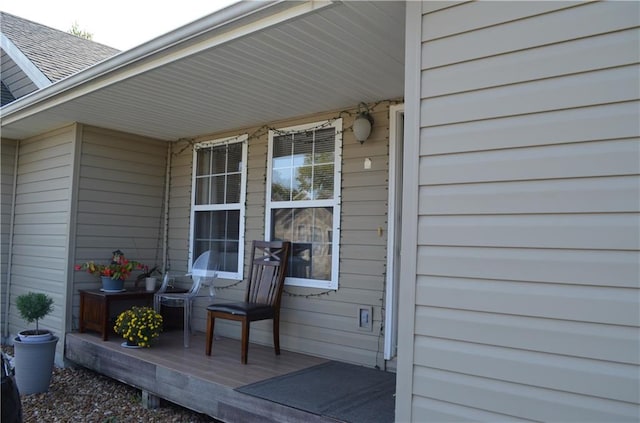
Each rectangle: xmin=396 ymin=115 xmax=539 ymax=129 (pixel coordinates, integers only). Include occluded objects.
xmin=79 ymin=294 xmax=86 ymax=333
xmin=101 ymin=297 xmax=109 ymax=341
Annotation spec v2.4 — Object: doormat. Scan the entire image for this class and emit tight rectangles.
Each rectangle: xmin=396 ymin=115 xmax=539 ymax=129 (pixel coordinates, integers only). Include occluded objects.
xmin=236 ymin=361 xmax=395 ymax=423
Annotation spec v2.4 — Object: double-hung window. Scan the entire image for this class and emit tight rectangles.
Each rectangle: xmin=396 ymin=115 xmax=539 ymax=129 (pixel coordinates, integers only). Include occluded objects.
xmin=266 ymin=120 xmax=342 ymax=289
xmin=191 ymin=135 xmax=247 ymax=279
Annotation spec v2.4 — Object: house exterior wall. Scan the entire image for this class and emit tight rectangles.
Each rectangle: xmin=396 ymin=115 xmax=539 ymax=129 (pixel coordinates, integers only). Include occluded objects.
xmin=168 ymin=103 xmax=395 ymax=367
xmin=3 ymin=123 xmax=167 ymax=362
xmin=397 ymin=1 xmax=640 ymax=421
xmin=70 ymin=125 xmax=167 ymax=328
xmin=4 ymin=125 xmax=76 ymax=363
xmin=1 ymin=138 xmax=18 ymax=336
xmin=0 ymin=50 xmax=39 ymax=99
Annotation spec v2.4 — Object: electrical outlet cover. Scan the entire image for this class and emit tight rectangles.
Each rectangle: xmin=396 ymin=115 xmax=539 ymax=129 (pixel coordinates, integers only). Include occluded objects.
xmin=357 ymin=306 xmax=373 ymax=331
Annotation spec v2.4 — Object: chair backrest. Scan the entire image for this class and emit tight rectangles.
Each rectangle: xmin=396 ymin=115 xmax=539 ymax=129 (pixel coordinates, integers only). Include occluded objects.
xmin=156 ymin=272 xmax=172 ymax=294
xmin=245 ymin=241 xmax=291 ymax=307
xmin=188 ymin=250 xmax=219 ymax=298
xmin=156 ymin=251 xmax=218 ymax=298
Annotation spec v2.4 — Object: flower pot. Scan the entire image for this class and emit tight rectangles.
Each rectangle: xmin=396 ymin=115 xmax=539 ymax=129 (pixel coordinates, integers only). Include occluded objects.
xmin=121 ymin=341 xmax=142 ymax=349
xmin=17 ymin=330 xmax=53 ymax=343
xmin=145 ymin=277 xmax=157 ymax=291
xmin=13 ymin=335 xmax=59 ymax=394
xmin=101 ymin=276 xmax=124 ymax=292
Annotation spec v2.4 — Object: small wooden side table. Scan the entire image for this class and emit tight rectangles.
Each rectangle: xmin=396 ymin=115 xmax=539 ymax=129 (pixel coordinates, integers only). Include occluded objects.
xmin=79 ymin=288 xmax=187 ymax=341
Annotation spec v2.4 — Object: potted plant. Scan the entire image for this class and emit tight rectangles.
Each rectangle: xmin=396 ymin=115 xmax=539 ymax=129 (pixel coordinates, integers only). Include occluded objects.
xmin=13 ymin=292 xmax=59 ymax=394
xmin=15 ymin=292 xmax=53 ymax=342
xmin=136 ymin=265 xmax=162 ymax=291
xmin=75 ymin=250 xmax=145 ymax=292
xmin=114 ymin=306 xmax=163 ymax=348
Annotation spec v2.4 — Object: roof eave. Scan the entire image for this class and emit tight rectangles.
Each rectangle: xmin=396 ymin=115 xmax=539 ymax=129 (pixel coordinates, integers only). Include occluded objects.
xmin=1 ymin=0 xmax=333 ymax=130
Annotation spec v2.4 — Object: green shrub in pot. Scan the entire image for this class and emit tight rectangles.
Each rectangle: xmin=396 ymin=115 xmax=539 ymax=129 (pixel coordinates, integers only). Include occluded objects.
xmin=16 ymin=292 xmax=54 ymax=341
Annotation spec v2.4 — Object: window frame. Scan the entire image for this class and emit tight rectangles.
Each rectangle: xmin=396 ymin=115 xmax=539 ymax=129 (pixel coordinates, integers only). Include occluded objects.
xmin=266 ymin=119 xmax=342 ymax=289
xmin=189 ymin=134 xmax=248 ymax=279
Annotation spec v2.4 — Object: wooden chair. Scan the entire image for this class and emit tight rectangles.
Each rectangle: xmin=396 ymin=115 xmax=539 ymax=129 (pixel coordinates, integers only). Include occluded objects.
xmin=205 ymin=240 xmax=290 ymax=364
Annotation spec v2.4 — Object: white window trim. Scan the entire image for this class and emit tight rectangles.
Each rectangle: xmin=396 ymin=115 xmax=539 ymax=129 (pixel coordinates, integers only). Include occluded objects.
xmin=266 ymin=119 xmax=342 ymax=289
xmin=189 ymin=134 xmax=248 ymax=280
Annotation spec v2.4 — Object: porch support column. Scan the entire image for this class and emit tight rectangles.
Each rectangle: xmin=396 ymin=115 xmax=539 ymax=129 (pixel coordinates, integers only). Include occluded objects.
xmin=142 ymin=390 xmax=160 ymax=409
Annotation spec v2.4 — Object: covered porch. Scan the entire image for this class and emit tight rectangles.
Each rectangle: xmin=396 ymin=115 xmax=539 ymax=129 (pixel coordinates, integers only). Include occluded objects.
xmin=65 ymin=329 xmax=396 ymax=423
xmin=3 ymin=2 xmax=404 ymax=420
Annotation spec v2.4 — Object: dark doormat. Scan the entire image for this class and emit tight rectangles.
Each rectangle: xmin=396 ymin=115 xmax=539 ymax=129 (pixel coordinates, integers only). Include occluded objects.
xmin=236 ymin=361 xmax=396 ymax=423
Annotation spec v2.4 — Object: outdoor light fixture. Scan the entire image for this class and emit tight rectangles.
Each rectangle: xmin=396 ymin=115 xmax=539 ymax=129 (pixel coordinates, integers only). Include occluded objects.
xmin=353 ymin=102 xmax=374 ymax=144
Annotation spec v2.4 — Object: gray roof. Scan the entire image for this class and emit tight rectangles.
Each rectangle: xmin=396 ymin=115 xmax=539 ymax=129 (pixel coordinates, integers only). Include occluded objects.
xmin=1 ymin=11 xmax=120 ymax=83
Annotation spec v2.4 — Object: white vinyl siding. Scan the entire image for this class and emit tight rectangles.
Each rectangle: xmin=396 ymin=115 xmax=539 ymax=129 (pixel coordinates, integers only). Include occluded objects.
xmin=6 ymin=126 xmax=75 ymax=364
xmin=166 ymin=142 xmax=193 ymax=273
xmin=0 ymin=51 xmax=40 ymax=99
xmin=168 ymin=105 xmax=391 ymax=367
xmin=399 ymin=1 xmax=640 ymax=422
xmin=72 ymin=126 xmax=167 ymax=323
xmin=4 ymin=124 xmax=167 ymax=362
xmin=1 ymin=138 xmax=18 ymax=332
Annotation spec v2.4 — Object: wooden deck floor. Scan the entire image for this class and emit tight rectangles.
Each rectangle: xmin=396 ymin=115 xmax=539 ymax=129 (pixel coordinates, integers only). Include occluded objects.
xmin=65 ymin=330 xmax=335 ymax=422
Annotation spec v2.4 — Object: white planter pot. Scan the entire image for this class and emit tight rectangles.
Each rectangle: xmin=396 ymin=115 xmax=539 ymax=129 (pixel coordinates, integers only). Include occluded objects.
xmin=145 ymin=277 xmax=157 ymax=291
xmin=18 ymin=330 xmax=53 ymax=343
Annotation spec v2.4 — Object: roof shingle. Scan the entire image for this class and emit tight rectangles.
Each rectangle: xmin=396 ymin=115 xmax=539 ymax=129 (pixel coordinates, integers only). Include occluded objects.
xmin=1 ymin=11 xmax=120 ymax=83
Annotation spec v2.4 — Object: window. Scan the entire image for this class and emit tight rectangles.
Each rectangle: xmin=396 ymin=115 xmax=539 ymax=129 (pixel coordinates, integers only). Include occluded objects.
xmin=266 ymin=120 xmax=342 ymax=289
xmin=190 ymin=135 xmax=247 ymax=279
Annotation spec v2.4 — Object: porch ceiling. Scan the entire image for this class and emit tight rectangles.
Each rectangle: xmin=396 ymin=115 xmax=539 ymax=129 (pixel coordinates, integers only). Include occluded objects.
xmin=1 ymin=1 xmax=405 ymax=141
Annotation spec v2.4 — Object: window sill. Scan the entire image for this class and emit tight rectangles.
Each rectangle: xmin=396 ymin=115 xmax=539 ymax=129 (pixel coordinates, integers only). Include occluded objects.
xmin=284 ymin=277 xmax=337 ymax=290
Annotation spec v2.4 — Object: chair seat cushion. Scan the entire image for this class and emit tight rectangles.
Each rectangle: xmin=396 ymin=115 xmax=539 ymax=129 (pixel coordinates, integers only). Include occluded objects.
xmin=207 ymin=302 xmax=274 ymax=320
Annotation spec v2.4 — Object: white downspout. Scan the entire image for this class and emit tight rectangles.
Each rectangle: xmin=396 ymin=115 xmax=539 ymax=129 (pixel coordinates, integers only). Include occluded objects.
xmin=3 ymin=140 xmax=19 ymax=339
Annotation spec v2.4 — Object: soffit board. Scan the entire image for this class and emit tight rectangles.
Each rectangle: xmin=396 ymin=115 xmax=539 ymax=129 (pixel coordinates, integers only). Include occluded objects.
xmin=1 ymin=1 xmax=405 ymax=141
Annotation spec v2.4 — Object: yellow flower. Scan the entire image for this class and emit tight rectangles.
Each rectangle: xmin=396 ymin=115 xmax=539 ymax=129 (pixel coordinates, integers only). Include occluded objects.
xmin=114 ymin=306 xmax=163 ymax=348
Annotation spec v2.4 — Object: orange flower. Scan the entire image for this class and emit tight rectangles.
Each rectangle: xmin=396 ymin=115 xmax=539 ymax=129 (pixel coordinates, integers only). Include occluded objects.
xmin=75 ymin=251 xmax=146 ymax=281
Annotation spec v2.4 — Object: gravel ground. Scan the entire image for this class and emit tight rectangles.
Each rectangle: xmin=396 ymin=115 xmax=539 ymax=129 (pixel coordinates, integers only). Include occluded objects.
xmin=2 ymin=346 xmax=219 ymax=423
